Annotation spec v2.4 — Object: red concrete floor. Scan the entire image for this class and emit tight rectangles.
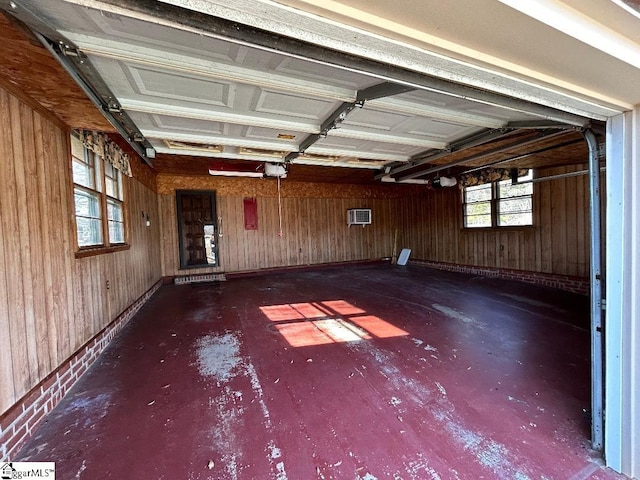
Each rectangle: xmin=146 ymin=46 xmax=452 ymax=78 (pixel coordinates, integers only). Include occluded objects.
xmin=17 ymin=264 xmax=627 ymax=479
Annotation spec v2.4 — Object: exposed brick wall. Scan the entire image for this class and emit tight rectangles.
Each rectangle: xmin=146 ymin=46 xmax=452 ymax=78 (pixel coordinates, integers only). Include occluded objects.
xmin=0 ymin=280 xmax=162 ymax=462
xmin=411 ymin=260 xmax=590 ymax=296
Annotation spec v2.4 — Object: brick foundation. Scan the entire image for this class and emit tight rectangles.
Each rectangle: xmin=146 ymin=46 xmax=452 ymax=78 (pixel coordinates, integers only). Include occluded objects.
xmin=411 ymin=260 xmax=590 ymax=296
xmin=0 ymin=280 xmax=162 ymax=461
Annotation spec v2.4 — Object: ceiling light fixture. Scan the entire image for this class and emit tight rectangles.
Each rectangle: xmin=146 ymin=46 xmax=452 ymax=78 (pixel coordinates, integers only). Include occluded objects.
xmin=208 ymin=161 xmax=263 ymax=177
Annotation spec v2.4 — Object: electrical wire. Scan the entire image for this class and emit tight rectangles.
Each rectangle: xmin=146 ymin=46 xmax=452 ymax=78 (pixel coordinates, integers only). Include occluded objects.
xmin=277 ymin=175 xmax=284 ymax=237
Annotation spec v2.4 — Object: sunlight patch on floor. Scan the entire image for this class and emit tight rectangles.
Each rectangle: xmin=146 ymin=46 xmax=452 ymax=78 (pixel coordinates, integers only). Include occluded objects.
xmin=260 ymin=300 xmax=409 ymax=347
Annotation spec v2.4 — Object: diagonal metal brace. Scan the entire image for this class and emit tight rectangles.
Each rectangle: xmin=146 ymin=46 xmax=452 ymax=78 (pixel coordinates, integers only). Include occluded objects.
xmin=287 ymin=82 xmax=417 ymax=162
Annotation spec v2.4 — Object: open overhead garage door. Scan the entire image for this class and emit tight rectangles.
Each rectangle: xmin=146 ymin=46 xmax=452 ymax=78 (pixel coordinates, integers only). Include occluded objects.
xmin=1 ymin=0 xmax=598 ymax=173
xmin=4 ymin=0 xmax=637 ymax=464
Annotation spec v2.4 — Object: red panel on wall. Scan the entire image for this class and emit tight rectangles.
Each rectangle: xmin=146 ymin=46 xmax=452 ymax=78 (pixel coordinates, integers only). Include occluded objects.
xmin=244 ymin=197 xmax=258 ymax=230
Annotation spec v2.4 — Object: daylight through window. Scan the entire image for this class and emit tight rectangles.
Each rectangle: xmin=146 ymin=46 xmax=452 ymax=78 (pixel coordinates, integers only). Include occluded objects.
xmin=497 ymin=171 xmax=533 ymax=226
xmin=463 ymin=170 xmax=533 ymax=228
xmin=71 ymin=134 xmax=126 ymax=249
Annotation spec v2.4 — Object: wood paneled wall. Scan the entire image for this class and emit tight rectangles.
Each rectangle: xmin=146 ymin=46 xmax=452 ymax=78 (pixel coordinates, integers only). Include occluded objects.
xmin=535 ymin=165 xmax=595 ymax=276
xmin=159 ymin=193 xmax=399 ymax=276
xmin=158 ymin=166 xmax=594 ymax=278
xmin=0 ymin=85 xmax=162 ymax=415
xmin=398 ymin=165 xmax=595 ymax=277
xmin=157 ymin=174 xmax=414 ymax=276
xmin=156 ymin=174 xmax=418 ymax=198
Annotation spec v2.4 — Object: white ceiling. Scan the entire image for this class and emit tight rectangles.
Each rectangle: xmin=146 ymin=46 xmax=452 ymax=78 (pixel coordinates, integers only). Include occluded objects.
xmin=7 ymin=0 xmax=637 ymax=175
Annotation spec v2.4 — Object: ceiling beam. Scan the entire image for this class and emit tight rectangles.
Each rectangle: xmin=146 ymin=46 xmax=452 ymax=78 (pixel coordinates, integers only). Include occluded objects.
xmin=386 ymin=120 xmax=580 ymax=180
xmin=54 ymin=0 xmax=593 ymax=127
xmin=396 ymin=129 xmax=570 ymax=181
xmin=381 ymin=128 xmax=512 ymax=179
xmin=459 ymin=137 xmax=583 ymax=174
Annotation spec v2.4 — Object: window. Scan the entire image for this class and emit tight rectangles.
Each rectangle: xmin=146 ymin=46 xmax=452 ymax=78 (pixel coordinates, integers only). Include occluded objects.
xmin=463 ymin=183 xmax=492 ymax=228
xmin=496 ymin=172 xmax=533 ymax=226
xmin=71 ymin=134 xmax=127 ymax=250
xmin=463 ymin=170 xmax=533 ymax=228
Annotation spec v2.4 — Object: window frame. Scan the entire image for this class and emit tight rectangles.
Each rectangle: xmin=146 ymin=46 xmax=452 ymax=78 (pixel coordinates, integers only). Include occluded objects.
xmin=70 ymin=133 xmax=130 ymax=257
xmin=496 ymin=174 xmax=534 ymax=227
xmin=462 ymin=171 xmax=534 ymax=229
xmin=462 ymin=182 xmax=493 ymax=228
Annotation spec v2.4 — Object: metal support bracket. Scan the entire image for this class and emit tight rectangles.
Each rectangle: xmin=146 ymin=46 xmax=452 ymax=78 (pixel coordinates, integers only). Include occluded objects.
xmin=287 ymin=82 xmax=417 ymax=163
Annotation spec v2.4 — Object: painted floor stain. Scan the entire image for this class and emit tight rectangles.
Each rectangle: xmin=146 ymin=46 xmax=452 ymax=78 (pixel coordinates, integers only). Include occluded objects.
xmin=195 ymin=332 xmax=242 ymax=382
xmin=15 ymin=265 xmax=626 ymax=480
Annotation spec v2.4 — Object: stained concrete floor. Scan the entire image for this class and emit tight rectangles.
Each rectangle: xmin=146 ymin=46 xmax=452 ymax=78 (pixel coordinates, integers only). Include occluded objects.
xmin=18 ymin=264 xmax=626 ymax=479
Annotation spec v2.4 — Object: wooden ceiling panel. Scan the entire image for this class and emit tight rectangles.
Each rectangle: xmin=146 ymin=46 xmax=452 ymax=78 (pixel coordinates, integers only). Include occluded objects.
xmin=0 ymin=13 xmax=112 ymax=131
xmin=152 ymin=154 xmax=379 ymax=184
xmin=288 ymin=164 xmax=378 ymax=184
xmin=393 ymin=129 xmax=599 ymax=181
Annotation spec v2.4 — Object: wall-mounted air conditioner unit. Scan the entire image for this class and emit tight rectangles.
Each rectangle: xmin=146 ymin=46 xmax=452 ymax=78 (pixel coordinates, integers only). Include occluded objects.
xmin=347 ymin=208 xmax=372 ymax=227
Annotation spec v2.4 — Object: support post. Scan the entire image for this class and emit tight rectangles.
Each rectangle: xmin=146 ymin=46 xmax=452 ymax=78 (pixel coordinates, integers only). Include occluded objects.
xmin=604 ymin=110 xmax=640 ymax=477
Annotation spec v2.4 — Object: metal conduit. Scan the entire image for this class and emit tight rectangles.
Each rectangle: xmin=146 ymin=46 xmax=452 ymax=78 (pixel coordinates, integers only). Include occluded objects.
xmin=512 ymin=167 xmax=605 ymax=185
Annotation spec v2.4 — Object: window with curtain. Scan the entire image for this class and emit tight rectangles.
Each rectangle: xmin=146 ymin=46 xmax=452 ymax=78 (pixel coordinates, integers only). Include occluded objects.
xmin=71 ymin=133 xmax=127 ymax=251
xmin=463 ymin=170 xmax=533 ymax=228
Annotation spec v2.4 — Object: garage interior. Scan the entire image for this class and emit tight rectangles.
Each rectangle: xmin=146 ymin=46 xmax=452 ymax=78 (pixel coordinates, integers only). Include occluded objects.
xmin=0 ymin=0 xmax=639 ymax=478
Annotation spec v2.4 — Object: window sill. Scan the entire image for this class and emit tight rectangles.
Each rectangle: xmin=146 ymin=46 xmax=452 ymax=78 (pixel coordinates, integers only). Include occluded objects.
xmin=461 ymin=226 xmax=535 ymax=232
xmin=178 ymin=264 xmax=219 ymax=270
xmin=75 ymin=244 xmax=130 ymax=259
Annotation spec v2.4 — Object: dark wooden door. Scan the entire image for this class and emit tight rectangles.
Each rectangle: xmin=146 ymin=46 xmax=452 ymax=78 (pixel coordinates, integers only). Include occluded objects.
xmin=176 ymin=190 xmax=219 ymax=268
